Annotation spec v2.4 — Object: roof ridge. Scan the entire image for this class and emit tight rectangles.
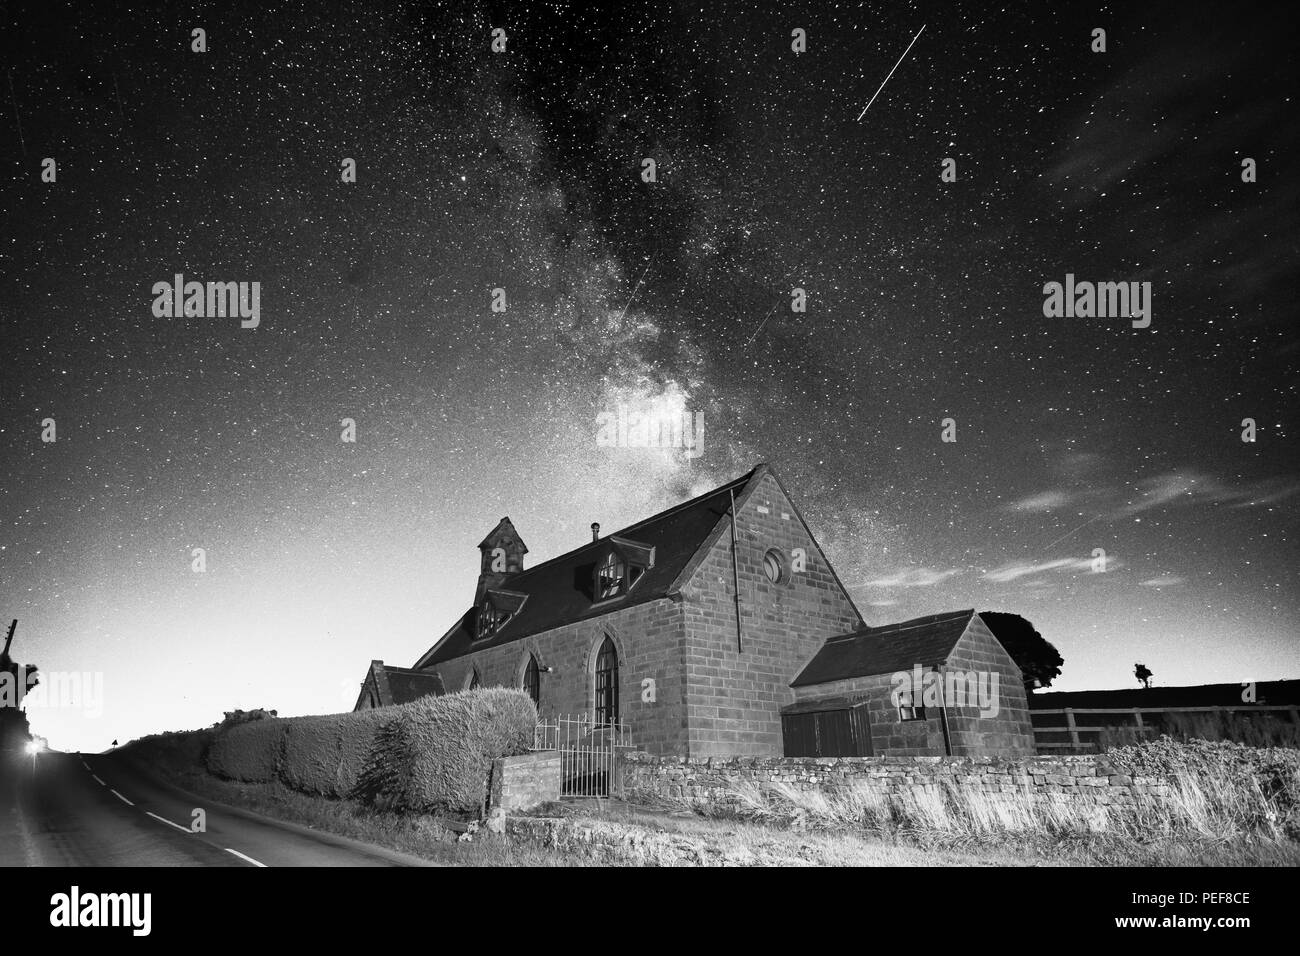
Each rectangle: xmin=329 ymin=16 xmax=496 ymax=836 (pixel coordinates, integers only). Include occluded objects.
xmin=792 ymin=610 xmax=977 ymax=687
xmin=822 ymin=609 xmax=974 ymax=644
xmin=867 ymin=608 xmax=973 ymax=631
xmin=486 ymin=466 xmax=759 ymax=584
xmin=415 ymin=466 xmax=769 ymax=668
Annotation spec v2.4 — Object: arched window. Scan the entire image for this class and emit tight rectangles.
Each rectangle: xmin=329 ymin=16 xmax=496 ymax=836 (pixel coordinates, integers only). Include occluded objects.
xmin=523 ymin=654 xmax=540 ymax=707
xmin=595 ymin=551 xmax=626 ymax=599
xmin=594 ymin=636 xmax=619 ymax=726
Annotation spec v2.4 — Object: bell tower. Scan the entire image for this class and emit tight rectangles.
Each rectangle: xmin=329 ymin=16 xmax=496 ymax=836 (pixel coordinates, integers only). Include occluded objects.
xmin=476 ymin=518 xmax=528 ymax=603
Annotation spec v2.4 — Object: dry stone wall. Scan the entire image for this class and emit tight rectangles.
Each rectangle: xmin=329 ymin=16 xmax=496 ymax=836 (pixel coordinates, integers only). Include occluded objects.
xmin=620 ymin=751 xmax=1172 ymax=810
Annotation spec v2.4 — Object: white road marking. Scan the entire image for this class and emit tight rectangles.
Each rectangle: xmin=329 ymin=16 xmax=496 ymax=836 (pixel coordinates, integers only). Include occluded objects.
xmin=225 ymin=848 xmax=267 ymax=868
xmin=146 ymin=811 xmax=191 ymax=834
xmin=81 ymin=760 xmax=90 ymax=771
xmin=91 ymin=774 xmax=106 ymax=786
xmin=110 ymin=789 xmax=134 ymax=806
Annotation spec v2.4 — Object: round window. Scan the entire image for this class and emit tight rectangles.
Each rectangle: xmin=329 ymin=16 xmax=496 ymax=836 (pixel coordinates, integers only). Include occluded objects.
xmin=763 ymin=548 xmax=785 ymax=584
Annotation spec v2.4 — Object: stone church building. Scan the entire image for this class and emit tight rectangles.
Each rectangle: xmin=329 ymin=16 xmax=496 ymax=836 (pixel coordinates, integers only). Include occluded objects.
xmin=358 ymin=464 xmax=1035 ymax=759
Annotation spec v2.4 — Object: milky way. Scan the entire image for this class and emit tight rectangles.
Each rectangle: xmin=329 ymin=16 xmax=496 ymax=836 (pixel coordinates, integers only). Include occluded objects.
xmin=2 ymin=0 xmax=1296 ymax=749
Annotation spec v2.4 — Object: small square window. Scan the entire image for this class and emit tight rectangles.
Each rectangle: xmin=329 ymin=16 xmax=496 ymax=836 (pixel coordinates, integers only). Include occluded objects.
xmin=898 ymin=691 xmax=926 ymax=722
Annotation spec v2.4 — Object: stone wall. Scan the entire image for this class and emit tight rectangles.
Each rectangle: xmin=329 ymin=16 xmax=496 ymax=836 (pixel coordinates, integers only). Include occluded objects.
xmin=787 ymin=616 xmax=1036 ymax=758
xmin=430 ymin=598 xmax=690 ymax=756
xmin=504 ymin=816 xmax=776 ymax=866
xmin=678 ymin=471 xmax=864 ymax=757
xmin=944 ymin=618 xmax=1037 ymax=757
xmin=426 ymin=471 xmax=867 ymax=759
xmin=791 ymin=672 xmax=946 ymax=756
xmin=619 ymin=751 xmax=1172 ymax=811
xmin=491 ymin=752 xmax=561 ymax=811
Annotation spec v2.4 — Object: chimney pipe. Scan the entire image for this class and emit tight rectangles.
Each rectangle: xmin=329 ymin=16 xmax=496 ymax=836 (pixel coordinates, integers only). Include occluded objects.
xmin=591 ymin=522 xmax=600 ymax=542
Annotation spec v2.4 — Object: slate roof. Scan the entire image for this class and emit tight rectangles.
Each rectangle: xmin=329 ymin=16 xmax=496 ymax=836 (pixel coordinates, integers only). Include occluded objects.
xmin=416 ymin=466 xmax=761 ymax=667
xmin=791 ymin=609 xmax=978 ymax=687
xmin=382 ymin=666 xmax=446 ymax=705
xmin=360 ymin=661 xmax=446 ymax=709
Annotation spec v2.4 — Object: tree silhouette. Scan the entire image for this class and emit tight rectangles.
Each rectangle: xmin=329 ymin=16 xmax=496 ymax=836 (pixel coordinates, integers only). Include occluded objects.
xmin=978 ymin=612 xmax=1064 ymax=692
xmin=1134 ymin=663 xmax=1153 ymax=689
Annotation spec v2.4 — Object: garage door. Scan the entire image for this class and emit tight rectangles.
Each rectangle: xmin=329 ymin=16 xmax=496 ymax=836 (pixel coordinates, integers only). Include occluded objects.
xmin=781 ymin=701 xmax=872 ymax=757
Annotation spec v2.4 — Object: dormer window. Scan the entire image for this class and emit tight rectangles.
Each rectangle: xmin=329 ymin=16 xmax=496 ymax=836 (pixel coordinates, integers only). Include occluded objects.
xmin=591 ymin=537 xmax=655 ymax=604
xmin=476 ymin=600 xmax=502 ymax=639
xmin=475 ymin=587 xmax=528 ymax=640
xmin=596 ymin=552 xmax=626 ymax=599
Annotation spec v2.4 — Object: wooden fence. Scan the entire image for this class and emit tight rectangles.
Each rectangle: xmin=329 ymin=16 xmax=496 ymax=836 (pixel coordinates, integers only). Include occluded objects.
xmin=1031 ymin=705 xmax=1300 ymax=753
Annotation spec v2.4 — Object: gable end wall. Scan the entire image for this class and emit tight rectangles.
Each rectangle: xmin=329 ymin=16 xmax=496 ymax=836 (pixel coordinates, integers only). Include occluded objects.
xmin=944 ymin=618 xmax=1037 ymax=757
xmin=680 ymin=472 xmax=863 ymax=757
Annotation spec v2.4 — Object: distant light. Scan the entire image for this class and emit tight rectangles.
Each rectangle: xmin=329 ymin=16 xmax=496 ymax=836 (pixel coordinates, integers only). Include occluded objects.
xmin=24 ymin=740 xmax=43 ymax=755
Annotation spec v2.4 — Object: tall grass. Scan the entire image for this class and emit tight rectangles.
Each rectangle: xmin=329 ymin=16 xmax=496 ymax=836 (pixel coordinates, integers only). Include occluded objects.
xmin=1098 ymin=710 xmax=1299 ymax=750
xmin=658 ymin=738 xmax=1300 ymax=847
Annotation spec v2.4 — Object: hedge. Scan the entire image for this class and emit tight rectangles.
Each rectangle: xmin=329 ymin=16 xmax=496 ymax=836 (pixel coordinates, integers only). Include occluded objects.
xmin=278 ymin=709 xmax=391 ymax=798
xmin=358 ymin=688 xmax=537 ymax=813
xmin=277 ymin=714 xmax=343 ymax=796
xmin=150 ymin=689 xmax=537 ymax=814
xmin=336 ymin=707 xmax=393 ymax=796
xmin=118 ymin=728 xmax=216 ymax=776
xmin=207 ymin=717 xmax=288 ymax=782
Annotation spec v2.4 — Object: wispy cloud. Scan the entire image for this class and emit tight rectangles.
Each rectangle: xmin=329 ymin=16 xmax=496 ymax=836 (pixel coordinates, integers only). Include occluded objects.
xmin=1234 ymin=479 xmax=1300 ymax=508
xmin=1120 ymin=471 xmax=1300 ymax=515
xmin=1006 ymin=469 xmax=1300 ymax=523
xmin=863 ymin=567 xmax=962 ymax=588
xmin=1043 ymin=33 xmax=1300 ymax=308
xmin=1118 ymin=472 xmax=1210 ymax=515
xmin=983 ymin=555 xmax=1120 ymax=584
xmin=1139 ymin=575 xmax=1186 ymax=588
xmin=1005 ymin=490 xmax=1070 ymax=513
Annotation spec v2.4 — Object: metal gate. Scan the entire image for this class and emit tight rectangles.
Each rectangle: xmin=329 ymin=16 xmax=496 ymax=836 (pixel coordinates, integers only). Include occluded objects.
xmin=534 ymin=714 xmax=632 ymax=798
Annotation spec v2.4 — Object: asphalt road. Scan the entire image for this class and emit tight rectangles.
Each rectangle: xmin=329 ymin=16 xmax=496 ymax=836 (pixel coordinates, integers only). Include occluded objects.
xmin=0 ymin=749 xmax=431 ymax=867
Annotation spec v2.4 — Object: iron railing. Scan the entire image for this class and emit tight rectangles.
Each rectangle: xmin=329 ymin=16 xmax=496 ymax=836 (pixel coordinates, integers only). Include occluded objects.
xmin=533 ymin=714 xmax=632 ymax=798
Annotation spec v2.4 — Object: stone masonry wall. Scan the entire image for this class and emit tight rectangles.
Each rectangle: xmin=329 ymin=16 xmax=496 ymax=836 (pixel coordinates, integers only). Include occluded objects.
xmin=943 ymin=619 xmax=1037 ymax=757
xmin=679 ymin=472 xmax=864 ymax=757
xmin=619 ymin=751 xmax=1171 ymax=811
xmin=491 ymin=752 xmax=561 ymax=811
xmin=430 ymin=598 xmax=689 ymax=756
xmin=793 ymin=671 xmax=948 ymax=756
xmin=787 ymin=618 xmax=1037 ymax=758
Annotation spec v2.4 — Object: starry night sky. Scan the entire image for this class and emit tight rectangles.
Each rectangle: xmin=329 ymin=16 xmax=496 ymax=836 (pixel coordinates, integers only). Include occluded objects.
xmin=2 ymin=0 xmax=1296 ymax=750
